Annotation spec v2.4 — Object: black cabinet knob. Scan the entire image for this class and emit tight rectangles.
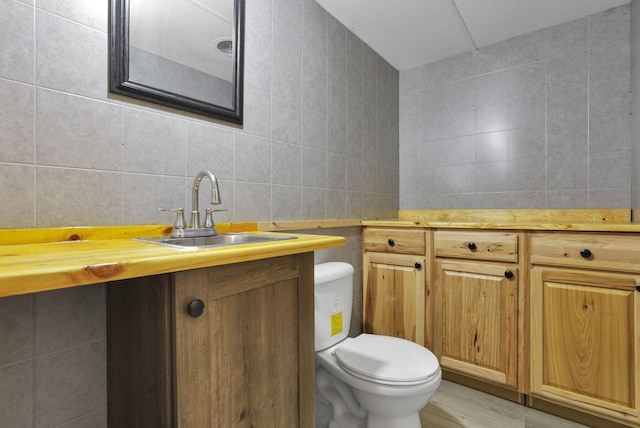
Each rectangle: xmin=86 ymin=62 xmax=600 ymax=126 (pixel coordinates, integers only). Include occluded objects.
xmin=415 ymin=262 xmax=422 ymax=269
xmin=580 ymin=248 xmax=592 ymax=258
xmin=636 ymin=284 xmax=640 ymax=293
xmin=388 ymin=239 xmax=395 ymax=247
xmin=504 ymin=270 xmax=514 ymax=279
xmin=468 ymin=242 xmax=477 ymax=251
xmin=187 ymin=299 xmax=205 ymax=318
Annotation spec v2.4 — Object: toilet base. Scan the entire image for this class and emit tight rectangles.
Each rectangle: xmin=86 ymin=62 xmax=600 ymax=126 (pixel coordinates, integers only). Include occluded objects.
xmin=367 ymin=411 xmax=421 ymax=428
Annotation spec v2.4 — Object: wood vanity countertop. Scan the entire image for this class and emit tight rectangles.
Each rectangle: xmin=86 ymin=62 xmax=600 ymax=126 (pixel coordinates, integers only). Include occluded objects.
xmin=4 ymin=210 xmax=638 ymax=298
xmin=361 ymin=219 xmax=640 ymax=232
xmin=0 ymin=224 xmax=345 ymax=298
xmin=362 ymin=209 xmax=640 ymax=232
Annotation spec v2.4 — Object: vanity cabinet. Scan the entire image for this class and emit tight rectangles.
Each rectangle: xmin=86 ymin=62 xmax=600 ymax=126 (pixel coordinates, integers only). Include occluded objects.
xmin=107 ymin=253 xmax=315 ymax=428
xmin=361 ymin=217 xmax=640 ymax=427
xmin=530 ymin=232 xmax=640 ymax=426
xmin=362 ymin=227 xmax=428 ymax=346
xmin=433 ymin=230 xmax=520 ymax=388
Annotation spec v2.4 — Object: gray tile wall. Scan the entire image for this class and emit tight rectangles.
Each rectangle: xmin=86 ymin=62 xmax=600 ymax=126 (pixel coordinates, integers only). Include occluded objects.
xmin=0 ymin=0 xmax=397 ymax=426
xmin=400 ymin=5 xmax=632 ymax=209
xmin=0 ymin=285 xmax=107 ymax=428
xmin=0 ymin=0 xmax=399 ymax=230
xmin=632 ymin=0 xmax=640 ymax=218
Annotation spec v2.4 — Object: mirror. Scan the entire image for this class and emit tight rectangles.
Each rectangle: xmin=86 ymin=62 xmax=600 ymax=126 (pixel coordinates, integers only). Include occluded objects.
xmin=109 ymin=0 xmax=244 ymax=123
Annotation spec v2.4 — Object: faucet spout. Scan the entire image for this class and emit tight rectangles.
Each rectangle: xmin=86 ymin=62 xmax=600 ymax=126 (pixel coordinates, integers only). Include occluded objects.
xmin=191 ymin=169 xmax=221 ymax=229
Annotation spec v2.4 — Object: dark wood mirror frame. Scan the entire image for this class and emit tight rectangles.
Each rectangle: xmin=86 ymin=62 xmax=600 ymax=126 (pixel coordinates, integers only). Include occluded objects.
xmin=108 ymin=0 xmax=244 ymax=124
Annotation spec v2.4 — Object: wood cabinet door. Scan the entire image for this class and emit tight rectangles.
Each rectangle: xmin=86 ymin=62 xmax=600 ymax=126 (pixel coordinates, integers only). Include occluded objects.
xmin=435 ymin=260 xmax=518 ymax=387
xmin=173 ymin=254 xmax=314 ymax=428
xmin=363 ymin=252 xmax=426 ymax=345
xmin=530 ymin=267 xmax=640 ymax=424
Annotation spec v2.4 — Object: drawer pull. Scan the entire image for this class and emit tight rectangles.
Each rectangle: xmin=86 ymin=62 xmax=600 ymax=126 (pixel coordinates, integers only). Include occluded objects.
xmin=187 ymin=299 xmax=205 ymax=318
xmin=504 ymin=270 xmax=514 ymax=279
xmin=580 ymin=248 xmax=592 ymax=259
xmin=388 ymin=239 xmax=395 ymax=247
xmin=637 ymin=284 xmax=640 ymax=293
xmin=468 ymin=242 xmax=477 ymax=251
xmin=415 ymin=262 xmax=422 ymax=269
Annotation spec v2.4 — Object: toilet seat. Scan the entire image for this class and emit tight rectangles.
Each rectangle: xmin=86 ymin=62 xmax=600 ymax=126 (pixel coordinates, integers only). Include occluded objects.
xmin=333 ymin=334 xmax=440 ymax=386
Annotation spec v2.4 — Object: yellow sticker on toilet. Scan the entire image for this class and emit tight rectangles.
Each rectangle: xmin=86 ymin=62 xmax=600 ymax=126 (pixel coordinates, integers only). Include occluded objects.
xmin=331 ymin=312 xmax=343 ymax=336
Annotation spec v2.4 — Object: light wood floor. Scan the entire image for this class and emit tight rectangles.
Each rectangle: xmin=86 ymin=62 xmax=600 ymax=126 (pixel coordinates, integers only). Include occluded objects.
xmin=419 ymin=380 xmax=589 ymax=428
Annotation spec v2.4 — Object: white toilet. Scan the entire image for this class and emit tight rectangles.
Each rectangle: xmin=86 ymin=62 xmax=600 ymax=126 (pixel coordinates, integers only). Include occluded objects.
xmin=314 ymin=262 xmax=441 ymax=428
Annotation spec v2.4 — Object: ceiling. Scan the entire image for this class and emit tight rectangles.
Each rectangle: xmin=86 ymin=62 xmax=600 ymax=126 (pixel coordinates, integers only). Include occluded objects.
xmin=315 ymin=0 xmax=631 ymax=71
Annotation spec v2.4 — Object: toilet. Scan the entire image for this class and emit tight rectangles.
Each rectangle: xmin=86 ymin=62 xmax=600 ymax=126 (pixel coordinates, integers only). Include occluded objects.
xmin=314 ymin=262 xmax=441 ymax=428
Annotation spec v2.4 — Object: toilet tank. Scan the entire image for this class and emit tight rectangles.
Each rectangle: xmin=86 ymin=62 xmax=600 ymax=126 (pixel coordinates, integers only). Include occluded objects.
xmin=314 ymin=262 xmax=354 ymax=351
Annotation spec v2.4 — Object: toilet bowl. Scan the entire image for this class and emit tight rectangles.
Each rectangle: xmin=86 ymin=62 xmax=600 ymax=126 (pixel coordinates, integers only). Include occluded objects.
xmin=314 ymin=262 xmax=441 ymax=428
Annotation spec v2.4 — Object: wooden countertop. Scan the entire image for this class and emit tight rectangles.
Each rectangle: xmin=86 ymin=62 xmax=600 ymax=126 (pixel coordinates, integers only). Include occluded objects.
xmin=0 ymin=224 xmax=345 ymax=298
xmin=363 ymin=209 xmax=640 ymax=232
xmin=4 ymin=209 xmax=639 ymax=298
xmin=361 ymin=219 xmax=640 ymax=232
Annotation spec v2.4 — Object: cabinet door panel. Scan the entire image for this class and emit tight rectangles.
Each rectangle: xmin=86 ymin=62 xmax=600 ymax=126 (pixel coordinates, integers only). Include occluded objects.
xmin=363 ymin=253 xmax=425 ymax=345
xmin=210 ymin=281 xmax=298 ymax=427
xmin=531 ymin=267 xmax=640 ymax=422
xmin=173 ymin=256 xmax=310 ymax=428
xmin=437 ymin=261 xmax=518 ymax=387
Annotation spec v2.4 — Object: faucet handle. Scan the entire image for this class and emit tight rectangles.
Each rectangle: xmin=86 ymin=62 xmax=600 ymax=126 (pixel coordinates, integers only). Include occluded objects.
xmin=204 ymin=209 xmax=214 ymax=229
xmin=203 ymin=208 xmax=227 ymax=229
xmin=157 ymin=208 xmax=186 ymax=230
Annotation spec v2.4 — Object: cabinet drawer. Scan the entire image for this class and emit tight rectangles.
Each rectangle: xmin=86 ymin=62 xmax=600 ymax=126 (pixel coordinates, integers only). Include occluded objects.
xmin=434 ymin=231 xmax=518 ymax=262
xmin=531 ymin=232 xmax=640 ymax=272
xmin=363 ymin=228 xmax=425 ymax=255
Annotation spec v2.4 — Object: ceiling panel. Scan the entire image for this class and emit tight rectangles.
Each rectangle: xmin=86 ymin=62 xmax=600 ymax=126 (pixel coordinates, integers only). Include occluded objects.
xmin=317 ymin=0 xmax=476 ymax=70
xmin=455 ymin=0 xmax=631 ymax=48
xmin=316 ymin=0 xmax=631 ymax=71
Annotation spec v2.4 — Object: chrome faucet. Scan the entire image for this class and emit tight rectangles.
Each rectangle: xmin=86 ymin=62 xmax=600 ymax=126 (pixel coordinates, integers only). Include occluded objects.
xmin=159 ymin=169 xmax=223 ymax=238
xmin=190 ymin=169 xmax=221 ymax=230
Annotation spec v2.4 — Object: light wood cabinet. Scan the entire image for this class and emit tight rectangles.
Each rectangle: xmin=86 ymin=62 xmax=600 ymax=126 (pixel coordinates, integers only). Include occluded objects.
xmin=362 ymin=252 xmax=426 ymax=345
xmin=530 ymin=233 xmax=640 ymax=426
xmin=362 ymin=224 xmax=640 ymax=426
xmin=362 ymin=228 xmax=428 ymax=346
xmin=433 ymin=230 xmax=520 ymax=388
xmin=107 ymin=253 xmax=315 ymax=428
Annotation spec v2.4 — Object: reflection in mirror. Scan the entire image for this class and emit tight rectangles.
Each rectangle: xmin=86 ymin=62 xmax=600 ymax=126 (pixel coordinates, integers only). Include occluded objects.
xmin=109 ymin=0 xmax=244 ymax=123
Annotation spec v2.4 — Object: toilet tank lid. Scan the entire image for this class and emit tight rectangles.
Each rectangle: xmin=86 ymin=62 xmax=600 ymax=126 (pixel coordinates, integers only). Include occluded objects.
xmin=314 ymin=262 xmax=354 ymax=285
